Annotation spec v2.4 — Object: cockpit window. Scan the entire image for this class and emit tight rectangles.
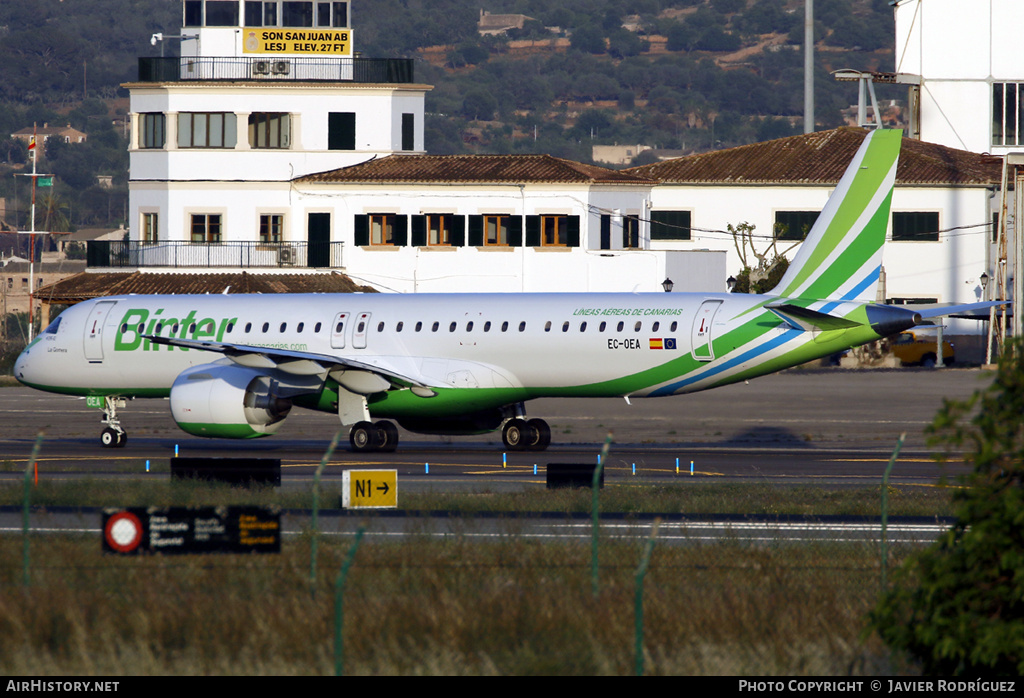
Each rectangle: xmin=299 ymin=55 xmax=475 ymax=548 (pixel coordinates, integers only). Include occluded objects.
xmin=42 ymin=317 xmax=61 ymax=335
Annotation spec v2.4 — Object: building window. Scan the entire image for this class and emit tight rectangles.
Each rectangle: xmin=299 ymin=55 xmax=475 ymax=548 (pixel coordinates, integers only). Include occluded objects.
xmin=370 ymin=214 xmax=396 ymax=245
xmin=184 ymin=0 xmax=202 ymax=26
xmin=259 ymin=214 xmax=283 ymax=243
xmin=541 ymin=215 xmax=568 ymax=246
xmin=401 ymin=113 xmax=414 ymax=151
xmin=140 ymin=113 xmax=165 ymax=149
xmin=427 ymin=214 xmax=452 ymax=246
xmin=892 ymin=212 xmax=939 ymax=242
xmin=178 ymin=113 xmax=237 ymax=148
xmin=142 ymin=212 xmax=158 ymax=244
xmin=774 ymin=211 xmax=819 ymax=241
xmin=191 ymin=214 xmax=223 ymax=243
xmin=328 ymin=112 xmax=355 ymax=150
xmin=484 ymin=215 xmax=509 ymax=246
xmin=650 ymin=210 xmax=692 ymax=241
xmin=248 ymin=113 xmax=290 ymax=149
xmin=205 ymin=0 xmax=239 ymax=26
xmin=623 ymin=215 xmax=639 ymax=249
xmin=282 ymin=1 xmax=314 ymax=26
xmin=993 ymin=83 xmax=1024 ymax=147
xmin=316 ymin=1 xmax=348 ymax=27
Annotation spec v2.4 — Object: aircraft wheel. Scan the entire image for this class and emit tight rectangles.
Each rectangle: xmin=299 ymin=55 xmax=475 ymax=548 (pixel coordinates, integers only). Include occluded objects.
xmin=526 ymin=418 xmax=551 ymax=451
xmin=503 ymin=418 xmax=538 ymax=451
xmin=502 ymin=419 xmax=527 ymax=450
xmin=349 ymin=421 xmax=377 ymax=453
xmin=375 ymin=420 xmax=399 ymax=453
xmin=115 ymin=431 xmax=128 ymax=448
xmin=100 ymin=428 xmax=120 ymax=449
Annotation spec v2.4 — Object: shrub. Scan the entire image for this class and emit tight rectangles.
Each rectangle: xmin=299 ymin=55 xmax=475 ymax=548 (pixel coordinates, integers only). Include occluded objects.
xmin=868 ymin=340 xmax=1024 ymax=674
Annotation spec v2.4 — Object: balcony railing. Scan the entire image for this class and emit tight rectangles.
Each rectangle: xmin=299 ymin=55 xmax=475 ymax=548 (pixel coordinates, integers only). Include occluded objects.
xmin=137 ymin=56 xmax=414 ymax=83
xmin=87 ymin=240 xmax=343 ymax=270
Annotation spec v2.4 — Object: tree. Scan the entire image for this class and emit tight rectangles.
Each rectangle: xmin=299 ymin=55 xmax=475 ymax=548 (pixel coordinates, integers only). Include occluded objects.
xmin=869 ymin=341 xmax=1024 ymax=674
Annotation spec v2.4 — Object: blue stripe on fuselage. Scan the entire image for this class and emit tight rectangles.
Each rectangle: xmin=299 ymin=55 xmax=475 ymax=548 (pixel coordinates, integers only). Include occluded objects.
xmin=650 ymin=327 xmax=803 ymax=397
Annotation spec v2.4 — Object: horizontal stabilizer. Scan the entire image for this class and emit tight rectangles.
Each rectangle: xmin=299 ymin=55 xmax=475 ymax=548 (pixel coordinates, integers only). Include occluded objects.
xmin=911 ymin=300 xmax=1010 ymax=320
xmin=765 ymin=302 xmax=862 ymax=332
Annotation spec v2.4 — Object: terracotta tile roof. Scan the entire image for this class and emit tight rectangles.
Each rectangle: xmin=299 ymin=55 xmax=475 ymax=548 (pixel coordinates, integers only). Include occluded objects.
xmin=626 ymin=127 xmax=1003 ymax=187
xmin=35 ymin=271 xmax=377 ymax=305
xmin=297 ymin=153 xmax=656 ymax=185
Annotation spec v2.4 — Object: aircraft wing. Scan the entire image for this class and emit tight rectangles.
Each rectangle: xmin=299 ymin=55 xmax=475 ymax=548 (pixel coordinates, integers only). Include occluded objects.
xmin=142 ymin=335 xmax=434 ymax=393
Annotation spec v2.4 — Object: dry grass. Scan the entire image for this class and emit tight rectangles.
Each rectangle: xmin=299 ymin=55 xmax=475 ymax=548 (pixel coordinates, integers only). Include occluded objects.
xmin=0 ymin=533 xmax=901 ymax=675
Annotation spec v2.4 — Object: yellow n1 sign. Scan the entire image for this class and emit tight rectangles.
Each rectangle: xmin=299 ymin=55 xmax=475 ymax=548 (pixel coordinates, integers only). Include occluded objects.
xmin=342 ymin=470 xmax=397 ymax=509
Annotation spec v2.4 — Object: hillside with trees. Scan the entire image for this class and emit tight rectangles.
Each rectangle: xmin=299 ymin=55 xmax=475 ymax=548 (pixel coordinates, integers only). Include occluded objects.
xmin=0 ymin=0 xmax=900 ymax=233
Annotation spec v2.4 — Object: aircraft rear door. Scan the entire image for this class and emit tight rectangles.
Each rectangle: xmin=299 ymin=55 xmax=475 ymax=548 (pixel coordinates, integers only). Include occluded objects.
xmin=691 ymin=299 xmax=722 ymax=361
xmin=84 ymin=300 xmax=117 ymax=363
xmin=330 ymin=312 xmax=349 ymax=349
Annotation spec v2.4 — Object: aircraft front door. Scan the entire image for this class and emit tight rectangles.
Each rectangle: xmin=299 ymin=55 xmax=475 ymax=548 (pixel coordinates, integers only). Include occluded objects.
xmin=84 ymin=300 xmax=117 ymax=363
xmin=691 ymin=300 xmax=722 ymax=361
xmin=353 ymin=312 xmax=371 ymax=349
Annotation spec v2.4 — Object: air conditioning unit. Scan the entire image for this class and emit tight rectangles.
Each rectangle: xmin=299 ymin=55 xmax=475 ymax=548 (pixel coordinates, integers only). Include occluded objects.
xmin=271 ymin=60 xmax=291 ymax=75
xmin=278 ymin=246 xmax=295 ymax=264
xmin=253 ymin=60 xmax=272 ymax=75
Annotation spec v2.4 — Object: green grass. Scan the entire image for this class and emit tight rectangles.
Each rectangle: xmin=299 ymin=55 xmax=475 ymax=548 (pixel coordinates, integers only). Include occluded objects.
xmin=0 ymin=534 xmax=903 ymax=675
xmin=1 ymin=478 xmax=958 ymax=517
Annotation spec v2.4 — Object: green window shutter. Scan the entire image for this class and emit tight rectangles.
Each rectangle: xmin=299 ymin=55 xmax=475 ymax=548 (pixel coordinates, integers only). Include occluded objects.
xmin=328 ymin=112 xmax=355 ymax=150
xmin=468 ymin=215 xmax=484 ymax=246
xmin=449 ymin=215 xmax=465 ymax=246
xmin=392 ymin=215 xmax=408 ymax=246
xmin=508 ymin=216 xmax=523 ymax=247
xmin=567 ymin=216 xmax=580 ymax=247
xmin=525 ymin=215 xmax=541 ymax=247
xmin=411 ymin=215 xmax=426 ymax=246
xmin=353 ymin=214 xmax=369 ymax=246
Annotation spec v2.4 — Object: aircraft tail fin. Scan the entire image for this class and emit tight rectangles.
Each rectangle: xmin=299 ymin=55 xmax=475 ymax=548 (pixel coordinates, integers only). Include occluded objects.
xmin=769 ymin=129 xmax=902 ymax=303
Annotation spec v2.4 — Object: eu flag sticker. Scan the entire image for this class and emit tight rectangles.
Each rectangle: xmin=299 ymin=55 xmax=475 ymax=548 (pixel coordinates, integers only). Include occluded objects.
xmin=664 ymin=337 xmax=677 ymax=350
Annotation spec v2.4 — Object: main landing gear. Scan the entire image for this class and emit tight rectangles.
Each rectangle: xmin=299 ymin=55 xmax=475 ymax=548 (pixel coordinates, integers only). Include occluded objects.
xmin=501 ymin=418 xmax=551 ymax=452
xmin=349 ymin=420 xmax=399 ymax=453
xmin=99 ymin=396 xmax=128 ymax=448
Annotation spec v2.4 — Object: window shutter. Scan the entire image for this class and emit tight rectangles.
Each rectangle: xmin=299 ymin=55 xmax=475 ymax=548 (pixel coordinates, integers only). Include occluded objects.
xmin=411 ymin=215 xmax=426 ymax=246
xmin=567 ymin=216 xmax=580 ymax=247
xmin=468 ymin=215 xmax=484 ymax=246
xmin=353 ymin=214 xmax=369 ymax=246
xmin=525 ymin=215 xmax=541 ymax=247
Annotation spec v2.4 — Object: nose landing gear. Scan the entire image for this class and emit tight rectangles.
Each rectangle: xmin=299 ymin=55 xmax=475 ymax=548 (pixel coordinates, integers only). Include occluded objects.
xmin=99 ymin=396 xmax=128 ymax=448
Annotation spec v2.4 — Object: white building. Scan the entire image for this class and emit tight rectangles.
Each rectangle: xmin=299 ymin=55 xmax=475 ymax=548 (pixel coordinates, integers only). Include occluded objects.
xmin=120 ymin=0 xmax=725 ymax=294
xmin=629 ymin=128 xmax=1002 ymax=336
xmin=894 ymin=0 xmax=1024 ymax=156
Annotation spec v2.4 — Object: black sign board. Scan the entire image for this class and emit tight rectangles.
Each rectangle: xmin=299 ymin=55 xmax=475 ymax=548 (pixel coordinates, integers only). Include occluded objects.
xmin=546 ymin=463 xmax=604 ymax=489
xmin=170 ymin=457 xmax=281 ymax=487
xmin=102 ymin=506 xmax=281 ymax=555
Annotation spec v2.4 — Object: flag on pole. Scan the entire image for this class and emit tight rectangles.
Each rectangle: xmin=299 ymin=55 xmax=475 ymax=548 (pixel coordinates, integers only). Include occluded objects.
xmin=28 ymin=136 xmax=35 ymax=151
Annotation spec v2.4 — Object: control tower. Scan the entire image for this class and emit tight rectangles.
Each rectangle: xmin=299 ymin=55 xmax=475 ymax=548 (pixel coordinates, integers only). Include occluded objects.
xmin=124 ymin=0 xmax=430 ymax=262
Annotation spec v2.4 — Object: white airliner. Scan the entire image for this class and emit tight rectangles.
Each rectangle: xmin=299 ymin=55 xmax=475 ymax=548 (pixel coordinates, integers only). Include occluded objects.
xmin=13 ymin=129 xmax=998 ymax=451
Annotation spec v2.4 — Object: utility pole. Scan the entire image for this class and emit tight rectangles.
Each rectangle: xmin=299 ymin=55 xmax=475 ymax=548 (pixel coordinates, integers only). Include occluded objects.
xmin=804 ymin=0 xmax=814 ymax=134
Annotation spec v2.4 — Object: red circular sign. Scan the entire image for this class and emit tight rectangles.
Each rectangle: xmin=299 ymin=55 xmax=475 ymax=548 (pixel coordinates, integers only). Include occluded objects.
xmin=104 ymin=511 xmax=143 ymax=553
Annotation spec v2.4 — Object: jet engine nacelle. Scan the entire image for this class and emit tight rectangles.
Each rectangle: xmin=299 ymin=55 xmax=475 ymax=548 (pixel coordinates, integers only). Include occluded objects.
xmin=169 ymin=363 xmax=292 ymax=438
